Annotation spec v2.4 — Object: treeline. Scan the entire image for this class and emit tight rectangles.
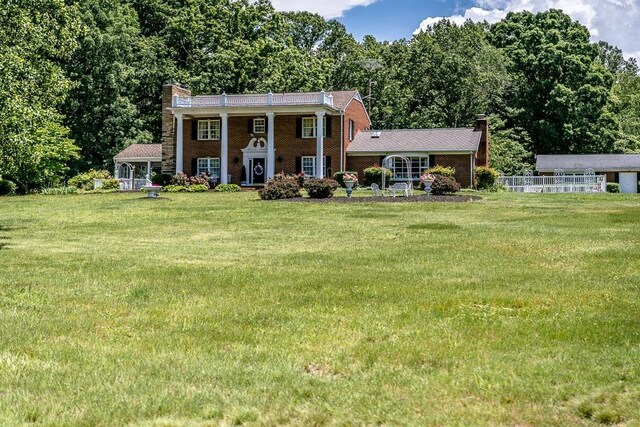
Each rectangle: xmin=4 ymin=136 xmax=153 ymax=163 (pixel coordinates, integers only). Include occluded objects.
xmin=1 ymin=0 xmax=639 ymax=191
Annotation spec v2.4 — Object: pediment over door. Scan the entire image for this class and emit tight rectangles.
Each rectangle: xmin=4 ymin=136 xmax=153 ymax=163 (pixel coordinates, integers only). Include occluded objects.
xmin=242 ymin=137 xmax=268 ymax=153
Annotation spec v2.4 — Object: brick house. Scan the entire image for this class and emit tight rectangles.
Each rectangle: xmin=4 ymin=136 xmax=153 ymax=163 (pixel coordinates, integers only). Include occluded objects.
xmin=156 ymin=83 xmax=489 ymax=187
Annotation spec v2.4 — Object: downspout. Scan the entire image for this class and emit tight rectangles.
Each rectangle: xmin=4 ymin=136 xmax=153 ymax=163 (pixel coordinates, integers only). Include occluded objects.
xmin=470 ymin=153 xmax=474 ymax=189
xmin=340 ymin=111 xmax=345 ymax=172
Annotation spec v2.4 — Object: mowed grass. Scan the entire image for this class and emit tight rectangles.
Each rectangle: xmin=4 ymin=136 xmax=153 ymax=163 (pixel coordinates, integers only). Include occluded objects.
xmin=1 ymin=191 xmax=640 ymax=426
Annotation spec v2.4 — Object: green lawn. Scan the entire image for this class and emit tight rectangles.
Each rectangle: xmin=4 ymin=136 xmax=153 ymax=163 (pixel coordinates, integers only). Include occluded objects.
xmin=1 ymin=192 xmax=639 ymax=425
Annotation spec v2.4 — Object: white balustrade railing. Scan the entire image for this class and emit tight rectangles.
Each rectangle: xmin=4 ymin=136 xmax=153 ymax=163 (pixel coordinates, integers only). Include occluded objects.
xmin=173 ymin=92 xmax=334 ymax=108
xmin=499 ymin=174 xmax=607 ymax=193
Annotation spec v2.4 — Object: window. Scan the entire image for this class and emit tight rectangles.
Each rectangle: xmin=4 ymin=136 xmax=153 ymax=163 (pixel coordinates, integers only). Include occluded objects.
xmin=302 ymin=117 xmax=327 ymax=139
xmin=197 ymin=158 xmax=220 ymax=178
xmin=301 ymin=156 xmax=326 ymax=177
xmin=349 ymin=119 xmax=355 ymax=141
xmin=253 ymin=118 xmax=266 ymax=134
xmin=390 ymin=157 xmax=430 ymax=180
xmin=197 ymin=120 xmax=220 ymax=140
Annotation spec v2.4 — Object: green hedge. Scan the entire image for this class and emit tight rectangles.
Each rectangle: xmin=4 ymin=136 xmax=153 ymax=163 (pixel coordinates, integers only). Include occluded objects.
xmin=606 ymin=183 xmax=620 ymax=193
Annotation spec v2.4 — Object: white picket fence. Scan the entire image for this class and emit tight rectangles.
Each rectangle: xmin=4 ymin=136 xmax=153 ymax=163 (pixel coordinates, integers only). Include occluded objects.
xmin=499 ymin=174 xmax=606 ymax=193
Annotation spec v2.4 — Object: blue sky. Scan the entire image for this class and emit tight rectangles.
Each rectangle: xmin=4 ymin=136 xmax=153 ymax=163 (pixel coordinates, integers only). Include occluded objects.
xmin=269 ymin=0 xmax=640 ymax=60
xmin=337 ymin=0 xmax=474 ymax=42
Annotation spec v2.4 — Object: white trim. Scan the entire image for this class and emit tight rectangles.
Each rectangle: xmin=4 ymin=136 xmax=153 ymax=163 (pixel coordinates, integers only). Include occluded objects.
xmin=343 ymin=91 xmax=372 ymax=128
xmin=316 ymin=111 xmax=325 ymax=178
xmin=220 ymin=113 xmax=229 ymax=184
xmin=176 ymin=113 xmax=184 ymax=173
xmin=266 ymin=112 xmax=275 ymax=179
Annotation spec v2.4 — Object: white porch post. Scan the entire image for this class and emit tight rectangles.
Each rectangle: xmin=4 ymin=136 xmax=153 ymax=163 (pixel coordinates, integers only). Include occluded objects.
xmin=114 ymin=163 xmax=119 ymax=179
xmin=315 ymin=111 xmax=325 ymax=178
xmin=220 ymin=113 xmax=229 ymax=184
xmin=176 ymin=113 xmax=184 ymax=174
xmin=146 ymin=160 xmax=152 ymax=181
xmin=266 ymin=112 xmax=276 ymax=179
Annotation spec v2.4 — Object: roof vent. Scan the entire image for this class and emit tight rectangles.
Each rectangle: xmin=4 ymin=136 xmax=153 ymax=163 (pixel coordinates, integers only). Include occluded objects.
xmin=371 ymin=131 xmax=382 ymax=138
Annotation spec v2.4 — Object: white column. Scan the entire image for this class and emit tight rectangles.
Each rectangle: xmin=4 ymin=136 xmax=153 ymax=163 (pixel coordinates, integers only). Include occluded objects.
xmin=266 ymin=112 xmax=276 ymax=179
xmin=316 ymin=111 xmax=325 ymax=178
xmin=220 ymin=113 xmax=229 ymax=184
xmin=146 ymin=160 xmax=152 ymax=181
xmin=176 ymin=113 xmax=184 ymax=174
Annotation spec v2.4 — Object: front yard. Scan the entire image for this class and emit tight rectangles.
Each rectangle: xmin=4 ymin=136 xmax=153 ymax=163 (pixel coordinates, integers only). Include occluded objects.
xmin=0 ymin=192 xmax=639 ymax=425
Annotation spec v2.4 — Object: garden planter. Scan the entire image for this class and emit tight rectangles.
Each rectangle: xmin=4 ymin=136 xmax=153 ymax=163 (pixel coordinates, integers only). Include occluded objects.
xmin=344 ymin=180 xmax=355 ymax=198
xmin=423 ymin=180 xmax=434 ymax=196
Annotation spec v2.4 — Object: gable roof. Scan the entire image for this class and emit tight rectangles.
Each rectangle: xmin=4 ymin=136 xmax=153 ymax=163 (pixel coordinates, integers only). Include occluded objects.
xmin=537 ymin=154 xmax=640 ymax=172
xmin=347 ymin=128 xmax=482 ymax=154
xmin=114 ymin=144 xmax=162 ymax=160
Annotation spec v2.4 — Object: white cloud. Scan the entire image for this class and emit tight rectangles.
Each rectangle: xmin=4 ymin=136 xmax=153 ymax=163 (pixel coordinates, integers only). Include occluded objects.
xmin=269 ymin=0 xmax=378 ymax=19
xmin=415 ymin=0 xmax=640 ymax=61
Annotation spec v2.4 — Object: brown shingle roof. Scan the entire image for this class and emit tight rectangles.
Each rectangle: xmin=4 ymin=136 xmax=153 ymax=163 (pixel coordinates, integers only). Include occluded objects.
xmin=347 ymin=129 xmax=482 ymax=153
xmin=114 ymin=144 xmax=162 ymax=160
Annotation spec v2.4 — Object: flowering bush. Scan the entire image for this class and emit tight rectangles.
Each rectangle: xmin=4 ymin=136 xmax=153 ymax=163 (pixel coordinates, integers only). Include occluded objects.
xmin=170 ymin=173 xmax=189 ymax=187
xmin=189 ymin=174 xmax=211 ymax=188
xmin=333 ymin=171 xmax=359 ymax=188
xmin=259 ymin=174 xmax=301 ymax=200
xmin=170 ymin=173 xmax=210 ymax=189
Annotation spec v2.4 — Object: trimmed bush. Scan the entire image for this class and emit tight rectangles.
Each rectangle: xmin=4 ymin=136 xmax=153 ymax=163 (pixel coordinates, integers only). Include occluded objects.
xmin=101 ymin=179 xmax=120 ymax=190
xmin=363 ymin=167 xmax=391 ymax=187
xmin=259 ymin=174 xmax=301 ymax=200
xmin=215 ymin=184 xmax=241 ymax=193
xmin=68 ymin=170 xmax=111 ymax=190
xmin=152 ymin=173 xmax=172 ymax=186
xmin=304 ymin=178 xmax=339 ymax=199
xmin=333 ymin=171 xmax=359 ymax=188
xmin=164 ymin=185 xmax=188 ymax=193
xmin=430 ymin=175 xmax=461 ymax=195
xmin=187 ymin=184 xmax=209 ymax=193
xmin=427 ymin=165 xmax=455 ymax=178
xmin=606 ymin=183 xmax=621 ymax=193
xmin=475 ymin=166 xmax=499 ymax=190
xmin=0 ymin=179 xmax=18 ymax=196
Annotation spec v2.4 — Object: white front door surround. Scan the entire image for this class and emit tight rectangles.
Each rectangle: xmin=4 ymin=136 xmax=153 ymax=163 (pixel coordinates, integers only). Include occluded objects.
xmin=619 ymin=172 xmax=638 ymax=194
xmin=242 ymin=137 xmax=273 ymax=186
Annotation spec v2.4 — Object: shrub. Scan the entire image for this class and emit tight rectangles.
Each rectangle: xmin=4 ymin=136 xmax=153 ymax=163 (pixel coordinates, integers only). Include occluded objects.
xmin=295 ymin=173 xmax=306 ymax=189
xmin=0 ymin=179 xmax=18 ymax=196
xmin=363 ymin=167 xmax=391 ymax=187
xmin=606 ymin=183 xmax=621 ymax=193
xmin=259 ymin=174 xmax=301 ymax=200
xmin=333 ymin=171 xmax=359 ymax=188
xmin=187 ymin=184 xmax=209 ymax=193
xmin=164 ymin=185 xmax=188 ymax=193
xmin=427 ymin=165 xmax=455 ymax=178
xmin=41 ymin=186 xmax=78 ymax=196
xmin=303 ymin=178 xmax=339 ymax=199
xmin=475 ymin=166 xmax=500 ymax=190
xmin=152 ymin=173 xmax=172 ymax=186
xmin=189 ymin=174 xmax=210 ymax=188
xmin=100 ymin=179 xmax=120 ymax=190
xmin=170 ymin=173 xmax=189 ymax=187
xmin=215 ymin=184 xmax=241 ymax=193
xmin=68 ymin=170 xmax=111 ymax=190
xmin=430 ymin=175 xmax=461 ymax=195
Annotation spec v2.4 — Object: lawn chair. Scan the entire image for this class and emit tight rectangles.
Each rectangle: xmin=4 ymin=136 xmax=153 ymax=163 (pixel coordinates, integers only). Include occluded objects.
xmin=371 ymin=183 xmax=383 ymax=197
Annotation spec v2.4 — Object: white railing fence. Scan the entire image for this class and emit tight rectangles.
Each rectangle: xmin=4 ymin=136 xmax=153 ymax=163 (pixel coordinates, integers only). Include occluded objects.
xmin=173 ymin=92 xmax=334 ymax=108
xmin=499 ymin=174 xmax=607 ymax=193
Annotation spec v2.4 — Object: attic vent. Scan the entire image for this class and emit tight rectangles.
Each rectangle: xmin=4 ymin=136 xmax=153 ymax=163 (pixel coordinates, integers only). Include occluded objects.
xmin=371 ymin=131 xmax=382 ymax=138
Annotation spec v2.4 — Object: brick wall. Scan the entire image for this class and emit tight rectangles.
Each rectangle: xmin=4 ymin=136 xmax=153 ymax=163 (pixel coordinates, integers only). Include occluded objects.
xmin=161 ymin=84 xmax=191 ymax=174
xmin=342 ymin=99 xmax=371 ymax=171
xmin=431 ymin=154 xmax=473 ymax=188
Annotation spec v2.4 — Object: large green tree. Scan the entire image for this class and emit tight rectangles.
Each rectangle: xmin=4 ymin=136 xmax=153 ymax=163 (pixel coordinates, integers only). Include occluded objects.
xmin=490 ymin=10 xmax=618 ymax=155
xmin=0 ymin=0 xmax=80 ymax=191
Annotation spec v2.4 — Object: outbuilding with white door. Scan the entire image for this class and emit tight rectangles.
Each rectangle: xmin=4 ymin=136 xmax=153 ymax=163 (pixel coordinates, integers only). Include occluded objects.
xmin=537 ymin=154 xmax=640 ymax=194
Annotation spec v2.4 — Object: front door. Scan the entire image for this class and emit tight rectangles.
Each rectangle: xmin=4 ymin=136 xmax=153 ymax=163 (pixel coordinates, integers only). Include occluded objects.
xmin=252 ymin=158 xmax=266 ymax=185
xmin=619 ymin=172 xmax=638 ymax=194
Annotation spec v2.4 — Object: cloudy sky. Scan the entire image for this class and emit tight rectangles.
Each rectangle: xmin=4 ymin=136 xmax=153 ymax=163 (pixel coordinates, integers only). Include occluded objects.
xmin=270 ymin=0 xmax=639 ymax=60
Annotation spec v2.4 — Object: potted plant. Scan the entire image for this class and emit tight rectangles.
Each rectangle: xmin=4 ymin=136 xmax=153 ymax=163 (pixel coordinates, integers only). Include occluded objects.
xmin=420 ymin=173 xmax=436 ymax=195
xmin=343 ymin=173 xmax=358 ymax=198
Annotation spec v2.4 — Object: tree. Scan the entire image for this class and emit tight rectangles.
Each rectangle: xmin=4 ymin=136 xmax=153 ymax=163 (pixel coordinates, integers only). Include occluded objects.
xmin=490 ymin=10 xmax=618 ymax=155
xmin=0 ymin=0 xmax=80 ymax=191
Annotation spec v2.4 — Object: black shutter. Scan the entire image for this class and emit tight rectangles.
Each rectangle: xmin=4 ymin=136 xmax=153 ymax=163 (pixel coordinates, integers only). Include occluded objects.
xmin=191 ymin=120 xmax=198 ymax=140
xmin=325 ymin=156 xmax=332 ymax=177
xmin=296 ymin=118 xmax=302 ymax=138
xmin=248 ymin=118 xmax=253 ymax=134
xmin=265 ymin=117 xmax=269 ymax=133
xmin=326 ymin=116 xmax=332 ymax=138
xmin=379 ymin=156 xmax=385 ymax=167
xmin=191 ymin=158 xmax=197 ymax=176
xmin=429 ymin=155 xmax=436 ymax=169
xmin=295 ymin=157 xmax=302 ymax=174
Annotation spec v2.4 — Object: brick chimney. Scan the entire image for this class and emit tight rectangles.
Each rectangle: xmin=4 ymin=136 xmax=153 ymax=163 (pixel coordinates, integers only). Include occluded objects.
xmin=474 ymin=114 xmax=489 ymax=167
xmin=161 ymin=83 xmax=191 ymax=174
